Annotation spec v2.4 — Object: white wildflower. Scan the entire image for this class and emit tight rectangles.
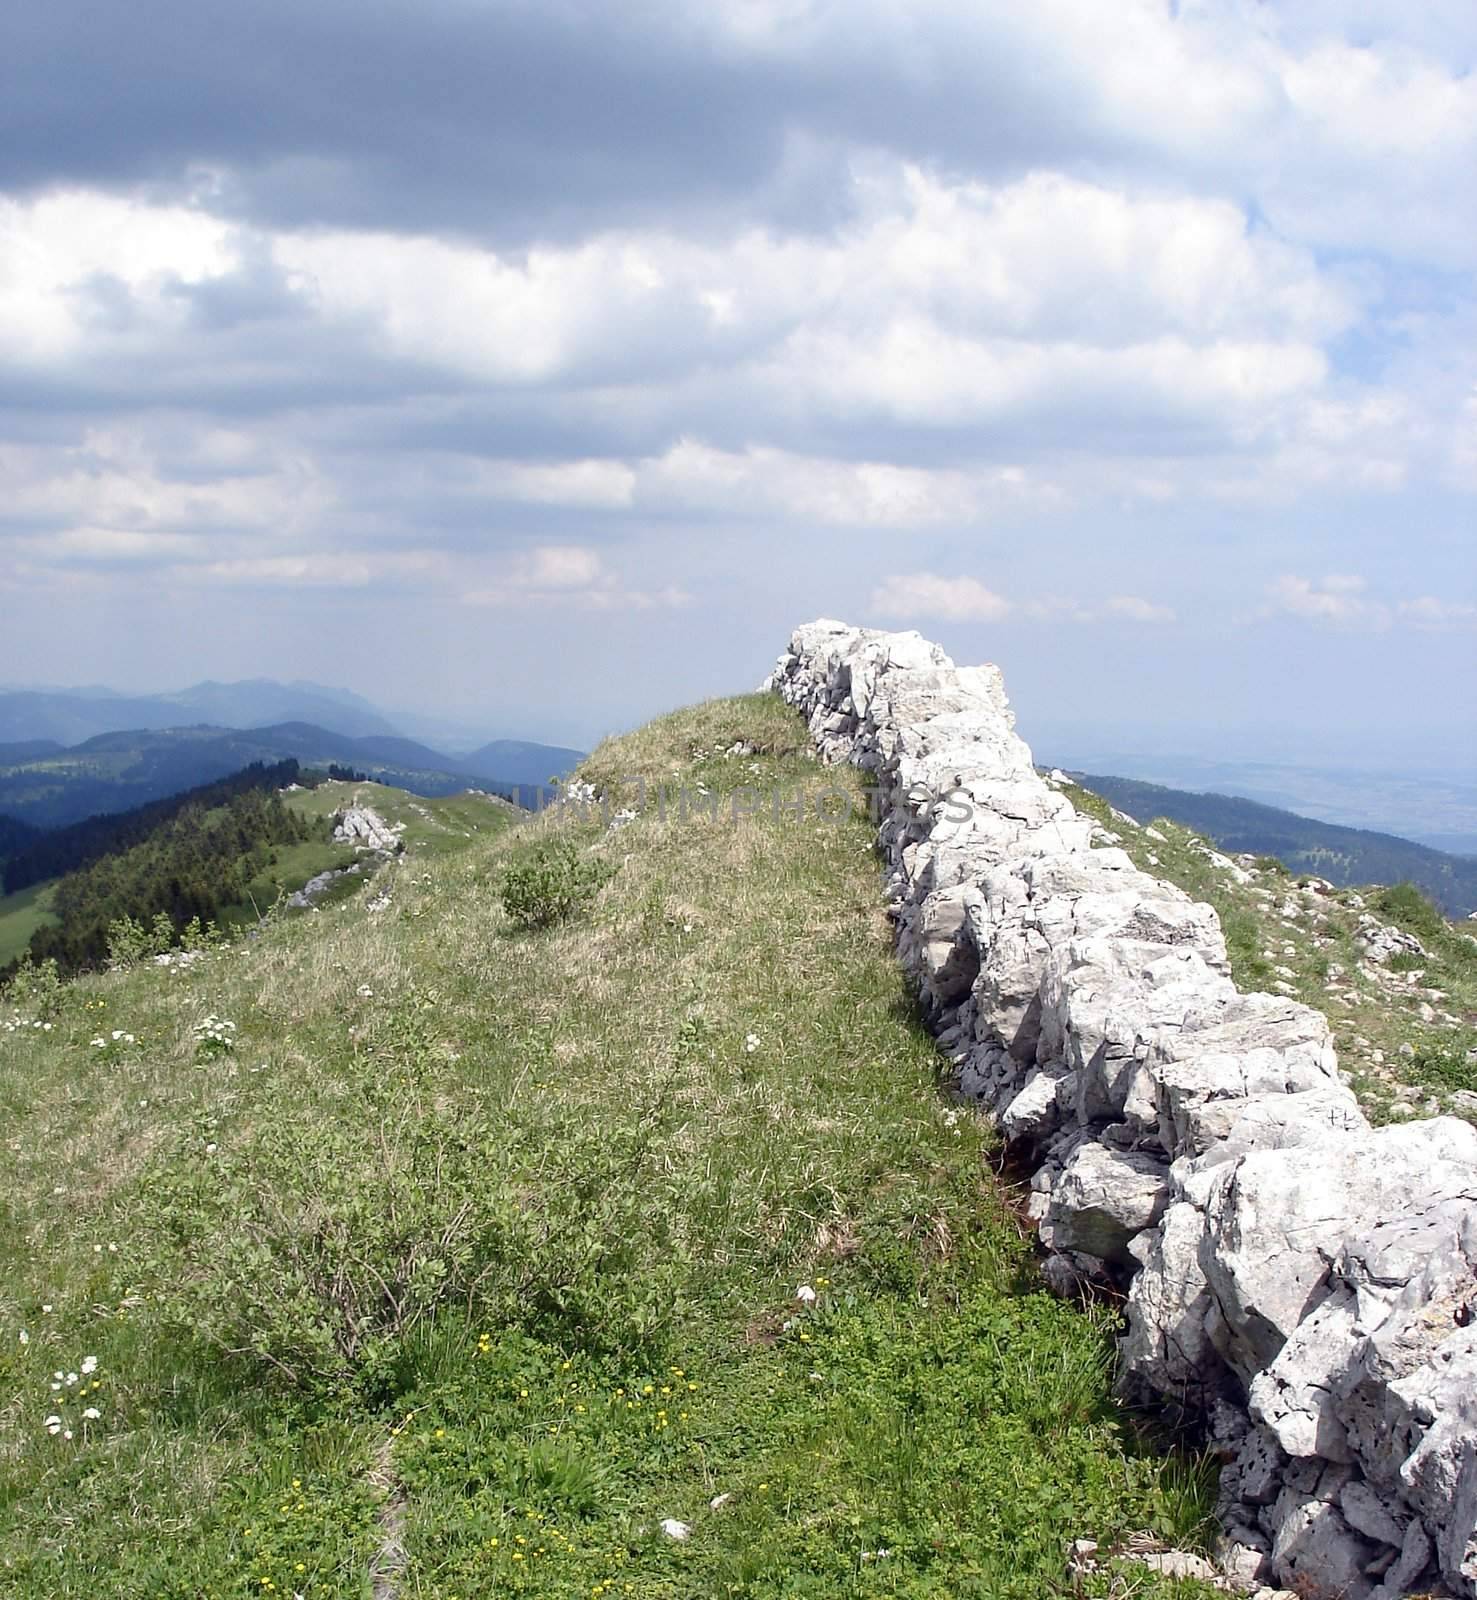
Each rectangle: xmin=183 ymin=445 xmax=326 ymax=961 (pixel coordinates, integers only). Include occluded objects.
xmin=795 ymin=1284 xmax=817 ymax=1305
xmin=44 ymin=1415 xmax=61 ymax=1435
xmin=744 ymin=1033 xmax=761 ymax=1053
xmin=80 ymin=1355 xmax=97 ymax=1374
xmin=82 ymin=1406 xmax=101 ymax=1420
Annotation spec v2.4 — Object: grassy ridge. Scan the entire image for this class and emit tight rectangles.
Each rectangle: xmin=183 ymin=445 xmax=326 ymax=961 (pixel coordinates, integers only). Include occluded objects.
xmin=0 ymin=698 xmax=1214 ymax=1598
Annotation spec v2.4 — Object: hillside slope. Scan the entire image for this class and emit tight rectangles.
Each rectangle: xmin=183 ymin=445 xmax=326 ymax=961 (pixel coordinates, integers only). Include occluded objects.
xmin=0 ymin=779 xmax=518 ymax=977
xmin=1073 ymin=770 xmax=1477 ymax=917
xmin=1060 ymin=778 xmax=1477 ymax=1122
xmin=0 ymin=695 xmax=1211 ymax=1599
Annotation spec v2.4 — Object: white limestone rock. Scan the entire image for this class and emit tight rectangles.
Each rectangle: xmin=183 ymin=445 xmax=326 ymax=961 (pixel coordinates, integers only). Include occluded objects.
xmin=1040 ymin=1142 xmax=1170 ymax=1267
xmin=333 ymin=805 xmax=399 ymax=852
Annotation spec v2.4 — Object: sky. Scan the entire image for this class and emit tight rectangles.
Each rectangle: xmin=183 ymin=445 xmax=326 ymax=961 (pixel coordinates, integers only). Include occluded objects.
xmin=1 ymin=0 xmax=1474 ymax=764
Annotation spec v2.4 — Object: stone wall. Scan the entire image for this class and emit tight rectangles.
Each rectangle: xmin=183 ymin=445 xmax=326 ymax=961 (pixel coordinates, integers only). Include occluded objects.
xmin=767 ymin=618 xmax=1477 ymax=1600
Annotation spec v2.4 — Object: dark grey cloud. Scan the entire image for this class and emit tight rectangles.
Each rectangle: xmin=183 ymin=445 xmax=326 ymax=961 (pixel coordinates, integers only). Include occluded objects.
xmin=4 ymin=0 xmax=1091 ymax=244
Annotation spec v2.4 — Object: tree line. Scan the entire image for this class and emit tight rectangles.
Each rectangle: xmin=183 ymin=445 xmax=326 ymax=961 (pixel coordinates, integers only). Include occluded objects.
xmin=10 ymin=787 xmax=318 ymax=978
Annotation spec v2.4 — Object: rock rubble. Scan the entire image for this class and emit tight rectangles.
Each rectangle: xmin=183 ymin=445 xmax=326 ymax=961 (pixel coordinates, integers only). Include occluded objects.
xmin=767 ymin=619 xmax=1476 ymax=1600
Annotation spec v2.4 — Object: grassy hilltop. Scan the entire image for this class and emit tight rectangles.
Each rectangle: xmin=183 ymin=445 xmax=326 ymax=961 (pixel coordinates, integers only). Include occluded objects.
xmin=0 ymin=778 xmax=520 ymax=971
xmin=0 ymin=696 xmax=1216 ymax=1600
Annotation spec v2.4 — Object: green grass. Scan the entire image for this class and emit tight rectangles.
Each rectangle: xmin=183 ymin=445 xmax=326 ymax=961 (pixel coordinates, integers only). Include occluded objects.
xmin=0 ymin=698 xmax=1216 ymax=1598
xmin=0 ymin=880 xmax=60 ymax=966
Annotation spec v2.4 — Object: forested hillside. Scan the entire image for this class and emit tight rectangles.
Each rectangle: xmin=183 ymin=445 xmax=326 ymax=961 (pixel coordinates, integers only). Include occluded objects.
xmin=1 ymin=760 xmax=304 ymax=894
xmin=0 ymin=813 xmax=40 ymax=862
xmin=16 ymin=789 xmax=318 ymax=976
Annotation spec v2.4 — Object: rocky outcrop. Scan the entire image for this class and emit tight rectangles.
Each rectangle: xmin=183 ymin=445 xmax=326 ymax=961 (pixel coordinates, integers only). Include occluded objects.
xmin=1356 ymin=914 xmax=1428 ymax=966
xmin=333 ymin=806 xmax=401 ymax=853
xmin=767 ymin=619 xmax=1477 ymax=1600
xmin=287 ymin=861 xmax=365 ymax=908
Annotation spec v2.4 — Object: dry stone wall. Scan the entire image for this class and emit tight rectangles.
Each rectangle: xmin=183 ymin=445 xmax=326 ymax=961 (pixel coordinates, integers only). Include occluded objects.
xmin=766 ymin=618 xmax=1477 ymax=1600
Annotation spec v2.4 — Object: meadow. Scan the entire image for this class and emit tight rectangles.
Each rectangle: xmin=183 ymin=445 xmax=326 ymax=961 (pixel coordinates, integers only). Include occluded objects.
xmin=0 ymin=698 xmax=1217 ymax=1597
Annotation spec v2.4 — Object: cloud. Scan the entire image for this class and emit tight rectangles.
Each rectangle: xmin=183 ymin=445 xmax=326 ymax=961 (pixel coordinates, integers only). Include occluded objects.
xmin=1397 ymin=595 xmax=1477 ymax=629
xmin=1260 ymin=576 xmax=1477 ymax=631
xmin=869 ymin=573 xmax=1012 ymax=623
xmin=464 ymin=545 xmax=691 ymax=612
xmin=1104 ymin=595 xmax=1177 ymax=623
xmin=869 ymin=575 xmax=1177 ymax=626
xmin=0 ymin=168 xmax=1351 ymax=440
xmin=513 ymin=545 xmax=606 ymax=590
xmin=173 ymin=551 xmax=443 ymax=588
xmin=7 ymin=2 xmax=1473 ymax=265
xmin=1264 ymin=574 xmax=1376 ymax=624
xmin=0 ymin=0 xmax=1473 ymax=762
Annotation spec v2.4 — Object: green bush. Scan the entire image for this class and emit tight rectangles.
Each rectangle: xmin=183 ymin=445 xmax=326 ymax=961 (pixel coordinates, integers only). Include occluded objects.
xmin=105 ymin=910 xmax=177 ymax=969
xmin=497 ymin=839 xmax=615 ymax=930
xmin=2 ymin=954 xmax=63 ymax=1019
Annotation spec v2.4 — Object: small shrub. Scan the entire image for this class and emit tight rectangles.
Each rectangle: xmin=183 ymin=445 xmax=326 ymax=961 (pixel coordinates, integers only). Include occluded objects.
xmin=105 ymin=911 xmax=176 ymax=969
xmin=3 ymin=955 xmax=64 ymax=1019
xmin=497 ymin=839 xmax=615 ymax=930
xmin=179 ymin=915 xmax=224 ymax=953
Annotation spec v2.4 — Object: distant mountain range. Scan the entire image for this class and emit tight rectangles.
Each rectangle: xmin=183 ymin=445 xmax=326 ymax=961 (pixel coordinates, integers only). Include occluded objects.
xmin=0 ymin=723 xmax=586 ymax=830
xmin=0 ymin=680 xmax=400 ymax=744
xmin=0 ymin=680 xmax=586 ymax=830
xmin=1074 ymin=772 xmax=1477 ymax=919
